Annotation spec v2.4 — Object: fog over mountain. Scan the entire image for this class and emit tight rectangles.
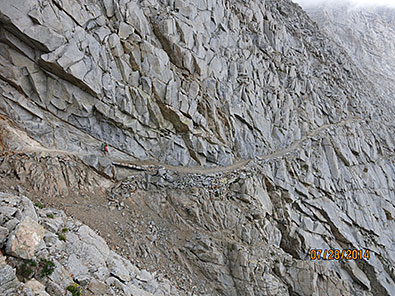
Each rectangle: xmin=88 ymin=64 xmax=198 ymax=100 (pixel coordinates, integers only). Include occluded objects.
xmin=303 ymin=1 xmax=395 ymax=113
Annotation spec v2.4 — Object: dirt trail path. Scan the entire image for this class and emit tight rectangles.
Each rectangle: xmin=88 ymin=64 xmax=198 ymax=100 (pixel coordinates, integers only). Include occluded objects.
xmin=113 ymin=117 xmax=359 ymax=174
xmin=6 ymin=117 xmax=360 ymax=175
xmin=257 ymin=116 xmax=358 ymax=161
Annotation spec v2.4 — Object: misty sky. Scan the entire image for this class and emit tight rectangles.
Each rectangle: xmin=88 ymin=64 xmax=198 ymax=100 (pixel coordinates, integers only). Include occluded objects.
xmin=293 ymin=0 xmax=395 ymax=8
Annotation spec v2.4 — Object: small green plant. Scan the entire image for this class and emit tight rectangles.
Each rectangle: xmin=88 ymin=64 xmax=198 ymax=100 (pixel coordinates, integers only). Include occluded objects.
xmin=66 ymin=282 xmax=81 ymax=296
xmin=40 ymin=259 xmax=55 ymax=277
xmin=34 ymin=202 xmax=44 ymax=209
xmin=61 ymin=227 xmax=69 ymax=233
xmin=47 ymin=213 xmax=54 ymax=219
xmin=19 ymin=259 xmax=37 ymax=278
xmin=26 ymin=259 xmax=37 ymax=267
xmin=57 ymin=233 xmax=66 ymax=241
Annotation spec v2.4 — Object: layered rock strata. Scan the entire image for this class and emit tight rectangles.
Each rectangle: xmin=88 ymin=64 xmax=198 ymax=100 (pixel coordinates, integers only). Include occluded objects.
xmin=0 ymin=0 xmax=393 ymax=295
xmin=0 ymin=0 xmax=392 ymax=166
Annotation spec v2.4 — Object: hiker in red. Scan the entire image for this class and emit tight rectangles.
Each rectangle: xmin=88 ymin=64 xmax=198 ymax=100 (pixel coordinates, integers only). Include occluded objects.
xmin=101 ymin=143 xmax=109 ymax=155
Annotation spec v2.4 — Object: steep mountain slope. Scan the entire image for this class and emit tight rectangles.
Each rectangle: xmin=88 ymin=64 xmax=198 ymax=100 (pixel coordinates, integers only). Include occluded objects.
xmin=1 ymin=0 xmax=392 ymax=167
xmin=304 ymin=2 xmax=395 ymax=105
xmin=0 ymin=0 xmax=394 ymax=295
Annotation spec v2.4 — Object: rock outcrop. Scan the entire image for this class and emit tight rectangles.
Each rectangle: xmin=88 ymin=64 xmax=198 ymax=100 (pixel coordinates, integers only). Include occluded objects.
xmin=0 ymin=0 xmax=392 ymax=167
xmin=0 ymin=193 xmax=181 ymax=295
xmin=6 ymin=215 xmax=45 ymax=260
xmin=0 ymin=0 xmax=393 ymax=295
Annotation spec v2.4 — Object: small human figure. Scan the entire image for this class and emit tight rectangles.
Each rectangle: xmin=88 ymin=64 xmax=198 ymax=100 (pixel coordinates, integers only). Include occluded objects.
xmin=101 ymin=143 xmax=109 ymax=155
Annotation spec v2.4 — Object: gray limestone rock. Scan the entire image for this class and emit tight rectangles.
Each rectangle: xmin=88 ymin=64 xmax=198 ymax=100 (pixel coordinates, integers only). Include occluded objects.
xmin=0 ymin=0 xmax=393 ymax=295
xmin=0 ymin=226 xmax=9 ymax=247
xmin=0 ymin=253 xmax=23 ymax=295
xmin=23 ymin=279 xmax=51 ymax=296
xmin=0 ymin=194 xmax=183 ymax=296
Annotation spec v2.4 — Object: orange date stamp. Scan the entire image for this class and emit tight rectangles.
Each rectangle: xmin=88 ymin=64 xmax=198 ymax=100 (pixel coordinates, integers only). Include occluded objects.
xmin=310 ymin=249 xmax=370 ymax=260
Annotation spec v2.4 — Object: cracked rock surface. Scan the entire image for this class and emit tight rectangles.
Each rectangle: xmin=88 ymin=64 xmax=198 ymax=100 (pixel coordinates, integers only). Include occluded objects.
xmin=0 ymin=193 xmax=181 ymax=296
xmin=0 ymin=0 xmax=394 ymax=295
xmin=0 ymin=0 xmax=392 ymax=167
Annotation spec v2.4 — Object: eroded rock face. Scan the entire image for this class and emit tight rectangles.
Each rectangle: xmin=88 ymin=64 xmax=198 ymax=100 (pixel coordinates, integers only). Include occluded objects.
xmin=106 ymin=157 xmax=394 ymax=295
xmin=303 ymin=2 xmax=395 ymax=103
xmin=24 ymin=279 xmax=51 ymax=296
xmin=0 ymin=0 xmax=393 ymax=295
xmin=0 ymin=0 xmax=392 ymax=167
xmin=0 ymin=152 xmax=110 ymax=195
xmin=0 ymin=252 xmax=23 ymax=295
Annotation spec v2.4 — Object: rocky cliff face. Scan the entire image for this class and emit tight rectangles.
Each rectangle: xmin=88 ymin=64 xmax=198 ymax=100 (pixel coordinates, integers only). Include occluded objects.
xmin=0 ymin=0 xmax=394 ymax=295
xmin=303 ymin=2 xmax=395 ymax=106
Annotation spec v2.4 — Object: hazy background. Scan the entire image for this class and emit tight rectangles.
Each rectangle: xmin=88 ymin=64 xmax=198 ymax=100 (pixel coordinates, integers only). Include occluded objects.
xmin=293 ymin=0 xmax=395 ymax=8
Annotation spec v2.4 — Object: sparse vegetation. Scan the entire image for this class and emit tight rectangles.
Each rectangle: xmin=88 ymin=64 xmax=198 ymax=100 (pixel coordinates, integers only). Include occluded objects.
xmin=34 ymin=201 xmax=44 ymax=209
xmin=66 ymin=283 xmax=81 ymax=296
xmin=26 ymin=259 xmax=37 ymax=267
xmin=47 ymin=213 xmax=54 ymax=218
xmin=57 ymin=232 xmax=66 ymax=241
xmin=40 ymin=259 xmax=55 ymax=277
xmin=19 ymin=259 xmax=37 ymax=278
xmin=62 ymin=227 xmax=69 ymax=233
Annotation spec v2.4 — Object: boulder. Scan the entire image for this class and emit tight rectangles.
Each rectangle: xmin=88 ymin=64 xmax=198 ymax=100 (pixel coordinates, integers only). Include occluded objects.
xmin=6 ymin=216 xmax=45 ymax=259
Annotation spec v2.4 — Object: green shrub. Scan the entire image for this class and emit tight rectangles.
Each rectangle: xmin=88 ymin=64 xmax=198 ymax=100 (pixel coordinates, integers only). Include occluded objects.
xmin=26 ymin=259 xmax=37 ymax=267
xmin=40 ymin=259 xmax=55 ymax=277
xmin=57 ymin=233 xmax=66 ymax=241
xmin=47 ymin=213 xmax=54 ymax=218
xmin=19 ymin=259 xmax=37 ymax=278
xmin=66 ymin=283 xmax=81 ymax=296
xmin=61 ymin=227 xmax=69 ymax=233
xmin=34 ymin=202 xmax=44 ymax=209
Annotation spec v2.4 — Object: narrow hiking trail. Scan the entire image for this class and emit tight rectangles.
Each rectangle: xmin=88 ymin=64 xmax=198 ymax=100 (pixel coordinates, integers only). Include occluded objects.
xmin=3 ymin=117 xmax=360 ymax=176
xmin=256 ymin=116 xmax=359 ymax=161
xmin=113 ymin=116 xmax=360 ymax=174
